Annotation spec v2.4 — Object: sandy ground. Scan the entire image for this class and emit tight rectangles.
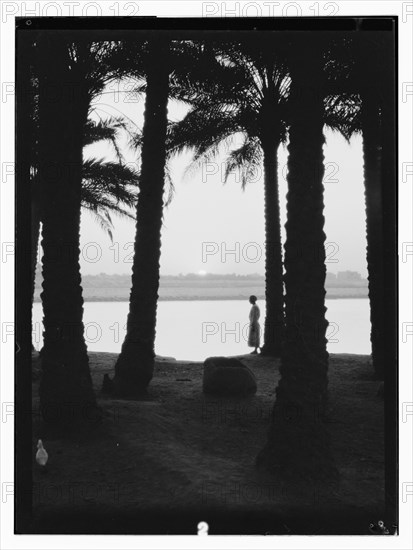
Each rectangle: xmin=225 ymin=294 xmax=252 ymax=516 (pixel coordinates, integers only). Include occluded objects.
xmin=31 ymin=351 xmax=384 ymax=534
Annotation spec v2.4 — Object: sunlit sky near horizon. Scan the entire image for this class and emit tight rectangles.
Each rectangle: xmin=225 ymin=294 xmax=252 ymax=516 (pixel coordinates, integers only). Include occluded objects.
xmin=80 ymin=79 xmax=367 ymax=278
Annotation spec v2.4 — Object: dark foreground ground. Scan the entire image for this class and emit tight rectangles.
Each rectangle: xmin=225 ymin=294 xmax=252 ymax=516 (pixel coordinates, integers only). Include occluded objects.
xmin=29 ymin=352 xmax=384 ymax=535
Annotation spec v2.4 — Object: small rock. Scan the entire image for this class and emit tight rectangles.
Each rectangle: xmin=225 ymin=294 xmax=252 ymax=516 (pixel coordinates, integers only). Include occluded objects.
xmin=203 ymin=356 xmax=257 ymax=396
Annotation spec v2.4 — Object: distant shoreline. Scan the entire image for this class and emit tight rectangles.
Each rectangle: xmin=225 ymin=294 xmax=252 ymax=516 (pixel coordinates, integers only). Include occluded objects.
xmin=34 ymin=271 xmax=369 ymax=303
xmin=33 ymin=293 xmax=369 ymax=303
xmin=33 ymin=280 xmax=368 ymax=303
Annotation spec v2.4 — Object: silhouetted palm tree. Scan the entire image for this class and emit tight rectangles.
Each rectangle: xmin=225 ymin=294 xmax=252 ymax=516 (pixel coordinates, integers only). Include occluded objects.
xmin=113 ymin=38 xmax=171 ymax=396
xmin=167 ymin=39 xmax=290 ymax=356
xmin=356 ymin=34 xmax=395 ymax=381
xmin=256 ymin=36 xmax=339 ymax=490
xmin=36 ymin=34 xmax=128 ymax=430
xmin=323 ymin=33 xmax=396 ymax=380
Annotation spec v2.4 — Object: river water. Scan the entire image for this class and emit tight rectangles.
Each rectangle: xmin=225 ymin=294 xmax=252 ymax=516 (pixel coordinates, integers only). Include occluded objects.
xmin=32 ymin=298 xmax=371 ymax=361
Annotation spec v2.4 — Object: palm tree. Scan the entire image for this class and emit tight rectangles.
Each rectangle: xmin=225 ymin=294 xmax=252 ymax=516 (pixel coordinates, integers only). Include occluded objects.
xmin=112 ymin=38 xmax=171 ymax=396
xmin=36 ymin=34 xmax=129 ymax=430
xmin=323 ymin=33 xmax=396 ymax=381
xmin=375 ymin=31 xmax=397 ymax=527
xmin=167 ymin=40 xmax=290 ymax=356
xmin=345 ymin=32 xmax=396 ymax=524
xmin=256 ymin=36 xmax=339 ymax=490
xmin=357 ymin=35 xmax=393 ymax=382
xmin=37 ymin=34 xmax=95 ymax=431
xmin=360 ymin=89 xmax=385 ymax=380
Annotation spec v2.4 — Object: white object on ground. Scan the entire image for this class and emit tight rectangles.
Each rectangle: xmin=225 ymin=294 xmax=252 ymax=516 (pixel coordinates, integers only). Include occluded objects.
xmin=36 ymin=439 xmax=48 ymax=466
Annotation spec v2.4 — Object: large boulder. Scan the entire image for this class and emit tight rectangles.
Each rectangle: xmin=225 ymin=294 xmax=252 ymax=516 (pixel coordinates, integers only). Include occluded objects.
xmin=203 ymin=356 xmax=257 ymax=396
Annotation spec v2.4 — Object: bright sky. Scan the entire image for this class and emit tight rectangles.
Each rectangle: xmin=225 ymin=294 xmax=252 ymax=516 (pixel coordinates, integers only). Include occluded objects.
xmin=80 ymin=79 xmax=367 ymax=278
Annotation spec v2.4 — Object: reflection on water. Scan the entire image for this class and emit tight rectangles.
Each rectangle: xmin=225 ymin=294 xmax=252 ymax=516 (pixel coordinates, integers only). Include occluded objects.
xmin=32 ymin=298 xmax=371 ymax=361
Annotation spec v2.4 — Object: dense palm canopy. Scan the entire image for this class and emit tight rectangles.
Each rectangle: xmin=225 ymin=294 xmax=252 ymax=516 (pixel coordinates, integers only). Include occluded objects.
xmin=167 ymin=41 xmax=290 ymax=174
xmin=166 ymin=37 xmax=365 ymax=174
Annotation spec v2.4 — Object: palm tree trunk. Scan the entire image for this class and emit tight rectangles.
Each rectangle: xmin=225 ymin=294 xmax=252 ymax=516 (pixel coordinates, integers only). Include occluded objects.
xmin=256 ymin=41 xmax=338 ymax=492
xmin=37 ymin=35 xmax=97 ymax=432
xmin=260 ymin=135 xmax=284 ymax=357
xmin=361 ymin=93 xmax=385 ymax=380
xmin=113 ymin=39 xmax=170 ymax=397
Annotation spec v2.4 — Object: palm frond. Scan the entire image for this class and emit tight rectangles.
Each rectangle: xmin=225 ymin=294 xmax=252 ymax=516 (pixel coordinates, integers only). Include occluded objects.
xmin=82 ymin=186 xmax=136 ymax=221
xmin=83 ymin=116 xmax=133 ymax=163
xmin=166 ymin=106 xmax=243 ymax=161
xmin=224 ymin=135 xmax=263 ymax=189
xmin=166 ymin=39 xmax=293 ymax=188
xmin=163 ymin=164 xmax=175 ymax=208
xmin=83 ymin=207 xmax=114 ymax=242
xmin=82 ymin=158 xmax=139 ymax=224
xmin=183 ymin=135 xmax=235 ymax=182
xmin=324 ymin=94 xmax=362 ymax=141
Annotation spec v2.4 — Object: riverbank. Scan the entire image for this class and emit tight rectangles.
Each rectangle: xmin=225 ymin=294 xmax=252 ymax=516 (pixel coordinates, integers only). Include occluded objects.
xmin=31 ymin=351 xmax=384 ymax=534
xmin=33 ymin=285 xmax=369 ymax=302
